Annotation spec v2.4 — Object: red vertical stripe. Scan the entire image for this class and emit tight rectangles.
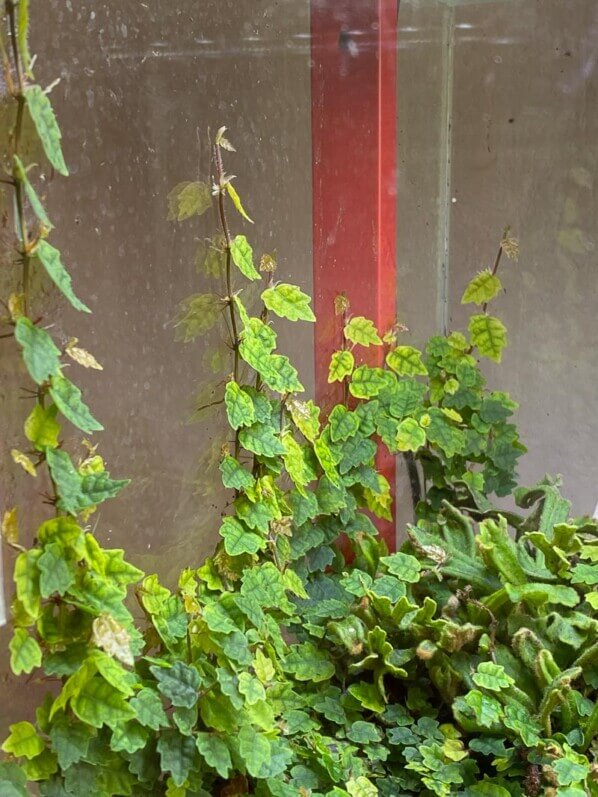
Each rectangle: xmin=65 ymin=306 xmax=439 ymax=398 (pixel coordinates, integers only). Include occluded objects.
xmin=311 ymin=0 xmax=398 ymax=550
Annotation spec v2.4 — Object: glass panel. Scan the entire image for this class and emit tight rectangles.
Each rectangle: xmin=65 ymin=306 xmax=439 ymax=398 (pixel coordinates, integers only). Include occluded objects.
xmin=398 ymin=0 xmax=598 ymax=518
xmin=0 ymin=0 xmax=313 ymax=732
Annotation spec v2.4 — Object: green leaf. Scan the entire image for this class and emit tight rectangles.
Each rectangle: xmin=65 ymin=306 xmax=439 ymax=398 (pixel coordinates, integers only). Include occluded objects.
xmin=46 ymin=448 xmax=129 ymax=515
xmin=14 ymin=155 xmax=52 ymax=228
xmin=313 ymin=436 xmax=341 ymax=487
xmin=14 ymin=317 xmax=61 ymax=384
xmin=231 ymin=234 xmax=260 ymax=281
xmin=464 ymin=690 xmax=503 ymax=727
xmin=21 ymin=749 xmax=57 ymax=781
xmin=71 ymin=676 xmax=136 ymax=728
xmin=283 ymin=642 xmax=335 ymax=682
xmin=196 ymin=733 xmax=232 ymax=778
xmin=349 ymin=366 xmax=389 ymax=399
xmin=472 ymin=661 xmax=514 ymax=692
xmin=344 ymin=316 xmax=382 ymax=347
xmin=346 ymin=777 xmax=378 ymax=797
xmin=157 ymin=730 xmax=198 ymax=788
xmin=381 ymin=552 xmax=422 ymax=583
xmin=239 ymin=422 xmax=285 ymax=457
xmin=110 ymin=720 xmax=148 ymax=754
xmin=130 ymin=688 xmax=168 ymax=730
xmin=225 ymin=381 xmax=256 ymax=429
xmin=38 ymin=542 xmax=75 ymax=597
xmin=425 ymin=409 xmax=466 ymax=458
xmin=387 ymin=378 xmax=427 ymax=419
xmin=395 ymin=417 xmax=426 ymax=452
xmin=328 ymin=405 xmax=360 ymax=443
xmin=9 ymin=628 xmax=42 ymax=675
xmin=282 ymin=432 xmax=313 ymax=491
xmin=469 ymin=314 xmax=507 ymax=362
xmin=150 ymin=661 xmax=201 ymax=708
xmin=24 ymin=85 xmax=68 ymax=176
xmin=505 ymin=582 xmax=580 ymax=608
xmin=238 ymin=672 xmax=266 ymax=705
xmin=461 ymin=269 xmax=503 ymax=305
xmin=167 ymin=181 xmax=211 ymax=221
xmin=347 ymin=682 xmax=385 ymax=713
xmin=328 ymin=349 xmax=355 ymax=382
xmin=1 ymin=722 xmax=44 ymax=759
xmin=262 ymin=283 xmax=315 ymax=322
xmin=239 ymin=725 xmax=271 ymax=777
xmin=24 ymin=403 xmax=60 ymax=450
xmin=35 ymin=239 xmax=90 ymax=312
xmin=503 ymin=703 xmax=541 ymax=746
xmin=0 ymin=762 xmax=27 ymax=797
xmin=49 ymin=374 xmax=103 ymax=433
xmin=219 ymin=455 xmax=255 ymax=491
xmin=386 ymin=345 xmax=428 ymax=376
xmin=220 ymin=515 xmax=264 ymax=556
xmin=49 ymin=718 xmax=94 ymax=770
xmin=553 ymin=755 xmax=590 ymax=787
xmin=226 ymin=180 xmax=254 ymax=223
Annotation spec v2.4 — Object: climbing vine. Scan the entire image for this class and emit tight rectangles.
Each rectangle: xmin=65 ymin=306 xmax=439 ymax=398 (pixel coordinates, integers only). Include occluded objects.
xmin=0 ymin=6 xmax=596 ymax=797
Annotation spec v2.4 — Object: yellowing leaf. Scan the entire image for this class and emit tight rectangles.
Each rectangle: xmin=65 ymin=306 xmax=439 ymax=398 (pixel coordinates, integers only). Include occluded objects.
xmin=344 ymin=316 xmax=382 ymax=347
xmin=65 ymin=338 xmax=103 ymax=370
xmin=2 ymin=507 xmax=19 ymax=545
xmin=226 ymin=180 xmax=254 ymax=223
xmin=461 ymin=269 xmax=502 ymax=305
xmin=395 ymin=418 xmax=426 ymax=452
xmin=9 ymin=628 xmax=42 ymax=675
xmin=8 ymin=292 xmax=25 ymax=320
xmin=469 ymin=314 xmax=508 ymax=362
xmin=386 ymin=345 xmax=427 ymax=376
xmin=230 ymin=235 xmax=260 ymax=281
xmin=261 ymin=283 xmax=315 ymax=322
xmin=11 ymin=448 xmax=37 ymax=477
xmin=24 ymin=404 xmax=60 ymax=450
xmin=92 ymin=613 xmax=134 ymax=667
xmin=287 ymin=399 xmax=320 ymax=442
xmin=328 ymin=350 xmax=354 ymax=382
xmin=1 ymin=721 xmax=44 ymax=759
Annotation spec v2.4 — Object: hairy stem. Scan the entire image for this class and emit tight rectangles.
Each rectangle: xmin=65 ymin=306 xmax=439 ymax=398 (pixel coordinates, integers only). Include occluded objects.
xmin=6 ymin=0 xmax=30 ymax=314
xmin=214 ymin=144 xmax=241 ymax=461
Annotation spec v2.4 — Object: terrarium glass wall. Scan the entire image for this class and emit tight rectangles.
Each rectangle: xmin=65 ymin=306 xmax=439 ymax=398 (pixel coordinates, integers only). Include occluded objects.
xmin=397 ymin=0 xmax=598 ymax=522
xmin=0 ymin=0 xmax=315 ymax=731
xmin=1 ymin=0 xmax=597 ymax=734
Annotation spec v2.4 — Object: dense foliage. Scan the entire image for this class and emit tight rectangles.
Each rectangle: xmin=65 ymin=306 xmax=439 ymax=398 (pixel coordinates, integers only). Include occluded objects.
xmin=1 ymin=5 xmax=596 ymax=797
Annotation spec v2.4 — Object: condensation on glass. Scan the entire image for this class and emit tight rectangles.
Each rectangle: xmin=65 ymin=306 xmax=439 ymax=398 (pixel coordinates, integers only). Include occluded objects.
xmin=397 ymin=0 xmax=598 ymax=526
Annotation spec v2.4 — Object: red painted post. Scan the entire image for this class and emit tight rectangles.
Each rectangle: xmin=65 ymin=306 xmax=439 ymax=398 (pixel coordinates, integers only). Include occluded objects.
xmin=311 ymin=0 xmax=398 ymax=550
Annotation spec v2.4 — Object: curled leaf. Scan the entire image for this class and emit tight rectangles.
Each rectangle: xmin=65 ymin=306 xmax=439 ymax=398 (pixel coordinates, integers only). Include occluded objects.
xmin=66 ymin=338 xmax=103 ymax=370
xmin=92 ymin=613 xmax=134 ymax=667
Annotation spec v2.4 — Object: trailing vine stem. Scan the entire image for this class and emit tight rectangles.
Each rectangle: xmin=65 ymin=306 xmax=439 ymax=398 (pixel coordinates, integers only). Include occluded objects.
xmin=6 ymin=0 xmax=30 ymax=315
xmin=213 ymin=141 xmax=240 ymax=458
xmin=4 ymin=0 xmax=61 ymax=509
